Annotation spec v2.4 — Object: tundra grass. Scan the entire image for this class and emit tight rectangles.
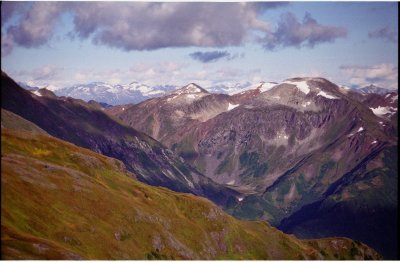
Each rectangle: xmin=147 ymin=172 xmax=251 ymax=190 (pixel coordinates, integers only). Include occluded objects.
xmin=1 ymin=127 xmax=382 ymax=259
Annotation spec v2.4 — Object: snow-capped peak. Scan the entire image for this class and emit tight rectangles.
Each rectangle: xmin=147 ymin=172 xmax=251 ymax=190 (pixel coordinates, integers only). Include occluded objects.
xmin=356 ymin=84 xmax=391 ymax=95
xmin=173 ymin=83 xmax=208 ymax=95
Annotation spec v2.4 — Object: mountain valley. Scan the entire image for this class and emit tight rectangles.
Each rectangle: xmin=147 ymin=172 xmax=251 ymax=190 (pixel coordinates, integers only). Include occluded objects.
xmin=1 ymin=108 xmax=382 ymax=259
xmin=1 ymin=72 xmax=397 ymax=259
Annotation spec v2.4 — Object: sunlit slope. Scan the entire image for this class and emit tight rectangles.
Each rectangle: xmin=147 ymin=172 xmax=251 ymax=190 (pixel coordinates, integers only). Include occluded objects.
xmin=1 ymin=127 xmax=381 ymax=259
xmin=1 ymin=109 xmax=47 ymax=135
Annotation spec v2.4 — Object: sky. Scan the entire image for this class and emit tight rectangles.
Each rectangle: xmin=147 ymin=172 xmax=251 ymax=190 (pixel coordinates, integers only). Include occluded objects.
xmin=1 ymin=1 xmax=398 ymax=91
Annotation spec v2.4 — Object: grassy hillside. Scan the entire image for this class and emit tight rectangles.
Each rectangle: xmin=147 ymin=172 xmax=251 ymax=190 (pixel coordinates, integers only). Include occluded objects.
xmin=1 ymin=126 xmax=381 ymax=259
xmin=1 ymin=109 xmax=47 ymax=135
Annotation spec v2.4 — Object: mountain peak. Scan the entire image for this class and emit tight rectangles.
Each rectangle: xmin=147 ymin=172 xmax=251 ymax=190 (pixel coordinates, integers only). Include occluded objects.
xmin=31 ymin=88 xmax=57 ymax=98
xmin=279 ymin=77 xmax=342 ymax=96
xmin=357 ymin=84 xmax=390 ymax=95
xmin=173 ymin=83 xmax=209 ymax=95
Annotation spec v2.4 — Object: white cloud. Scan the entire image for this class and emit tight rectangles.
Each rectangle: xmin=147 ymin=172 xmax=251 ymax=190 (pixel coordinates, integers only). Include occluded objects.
xmin=261 ymin=12 xmax=347 ymax=50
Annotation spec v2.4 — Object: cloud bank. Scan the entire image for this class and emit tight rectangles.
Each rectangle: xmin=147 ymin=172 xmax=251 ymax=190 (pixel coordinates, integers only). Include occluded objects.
xmin=1 ymin=2 xmax=278 ymax=54
xmin=1 ymin=2 xmax=350 ymax=56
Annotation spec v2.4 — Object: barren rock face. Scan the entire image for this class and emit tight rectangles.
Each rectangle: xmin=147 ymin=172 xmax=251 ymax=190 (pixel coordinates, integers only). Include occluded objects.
xmin=113 ymin=78 xmax=395 ymax=192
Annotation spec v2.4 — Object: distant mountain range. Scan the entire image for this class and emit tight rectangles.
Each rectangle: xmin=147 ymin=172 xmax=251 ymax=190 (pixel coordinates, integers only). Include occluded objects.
xmin=55 ymin=81 xmax=177 ymax=105
xmin=18 ymin=80 xmax=396 ymax=106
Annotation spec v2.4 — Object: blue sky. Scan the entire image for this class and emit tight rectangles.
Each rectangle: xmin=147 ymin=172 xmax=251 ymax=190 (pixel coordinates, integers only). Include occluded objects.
xmin=1 ymin=1 xmax=398 ymax=90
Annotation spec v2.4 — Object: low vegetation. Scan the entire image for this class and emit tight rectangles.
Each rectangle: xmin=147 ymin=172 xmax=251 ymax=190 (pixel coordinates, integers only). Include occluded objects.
xmin=1 ymin=126 xmax=382 ymax=259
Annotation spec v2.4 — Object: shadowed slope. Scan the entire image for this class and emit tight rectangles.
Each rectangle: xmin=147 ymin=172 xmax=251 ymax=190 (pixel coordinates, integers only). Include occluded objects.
xmin=1 ymin=71 xmax=239 ymax=207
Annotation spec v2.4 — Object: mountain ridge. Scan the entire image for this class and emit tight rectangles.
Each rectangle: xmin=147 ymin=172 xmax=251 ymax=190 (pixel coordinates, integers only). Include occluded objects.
xmin=107 ymin=76 xmax=398 ymax=258
xmin=17 ymin=75 xmax=396 ymax=106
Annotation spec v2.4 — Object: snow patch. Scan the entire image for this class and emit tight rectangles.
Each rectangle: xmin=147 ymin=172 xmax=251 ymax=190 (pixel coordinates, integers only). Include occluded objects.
xmin=122 ymin=107 xmax=125 ymax=111
xmin=348 ymin=127 xmax=363 ymax=137
xmin=302 ymin=101 xmax=311 ymax=107
xmin=226 ymin=180 xmax=235 ymax=185
xmin=227 ymin=103 xmax=240 ymax=111
xmin=284 ymin=80 xmax=310 ymax=94
xmin=370 ymin=106 xmax=397 ymax=116
xmin=227 ymin=81 xmax=279 ymax=95
xmin=371 ymin=140 xmax=377 ymax=144
xmin=391 ymin=94 xmax=398 ymax=103
xmin=317 ymin=91 xmax=338 ymax=99
xmin=32 ymin=90 xmax=42 ymax=97
xmin=183 ymin=176 xmax=194 ymax=188
xmin=259 ymin=82 xmax=277 ymax=92
xmin=237 ymin=197 xmax=244 ymax=202
xmin=147 ymin=90 xmax=164 ymax=95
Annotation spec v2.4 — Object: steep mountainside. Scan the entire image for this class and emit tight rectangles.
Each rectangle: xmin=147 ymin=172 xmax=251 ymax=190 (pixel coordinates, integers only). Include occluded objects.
xmin=109 ymin=77 xmax=398 ymax=258
xmin=1 ymin=71 xmax=239 ymax=207
xmin=109 ymin=78 xmax=397 ymax=192
xmin=1 ymin=123 xmax=382 ymax=259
